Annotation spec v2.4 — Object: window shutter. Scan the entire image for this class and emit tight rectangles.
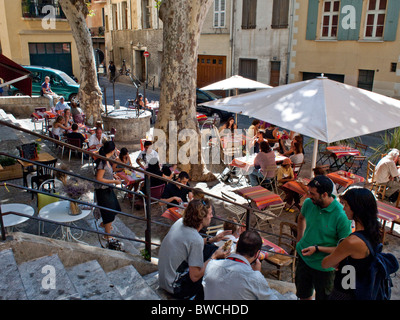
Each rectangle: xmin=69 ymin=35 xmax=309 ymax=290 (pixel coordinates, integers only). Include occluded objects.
xmin=384 ymin=0 xmax=400 ymax=41
xmin=306 ymin=0 xmax=320 ymax=40
xmin=242 ymin=0 xmax=249 ymax=29
xmin=337 ymin=0 xmax=363 ymax=41
xmin=272 ymin=0 xmax=289 ymax=29
xmin=248 ymin=0 xmax=257 ymax=29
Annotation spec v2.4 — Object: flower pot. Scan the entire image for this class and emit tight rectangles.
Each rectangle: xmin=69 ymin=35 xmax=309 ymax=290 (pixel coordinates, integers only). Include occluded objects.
xmin=0 ymin=164 xmax=23 ymax=182
xmin=69 ymin=201 xmax=82 ymax=215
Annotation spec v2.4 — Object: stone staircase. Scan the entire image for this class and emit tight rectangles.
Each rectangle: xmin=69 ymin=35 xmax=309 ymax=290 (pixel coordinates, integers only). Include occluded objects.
xmin=0 ymin=247 xmax=161 ymax=300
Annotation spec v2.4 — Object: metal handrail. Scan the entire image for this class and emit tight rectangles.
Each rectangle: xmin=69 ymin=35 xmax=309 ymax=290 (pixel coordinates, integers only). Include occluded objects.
xmin=0 ymin=120 xmax=297 ymax=258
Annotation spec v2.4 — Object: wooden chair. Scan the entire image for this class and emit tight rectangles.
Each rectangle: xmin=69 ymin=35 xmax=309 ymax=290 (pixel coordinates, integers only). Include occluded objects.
xmin=292 ymin=161 xmax=304 ymax=179
xmin=66 ymin=137 xmax=87 ymax=164
xmin=343 ymin=155 xmax=367 ymax=174
xmin=206 ymin=224 xmax=224 ymax=236
xmin=30 ymin=158 xmax=58 ymax=199
xmin=354 ymin=142 xmax=368 ymax=155
xmin=221 ymin=191 xmax=247 ymax=223
xmin=265 ymin=221 xmax=297 ymax=282
xmin=366 ymin=161 xmax=387 ymax=199
xmin=253 ymin=202 xmax=286 ymax=233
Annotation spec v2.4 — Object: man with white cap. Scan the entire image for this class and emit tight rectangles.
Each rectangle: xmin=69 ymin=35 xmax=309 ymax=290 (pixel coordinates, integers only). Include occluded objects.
xmin=55 ymin=96 xmax=69 ymax=112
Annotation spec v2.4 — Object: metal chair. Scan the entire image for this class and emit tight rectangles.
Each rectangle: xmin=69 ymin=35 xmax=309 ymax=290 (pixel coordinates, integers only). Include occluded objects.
xmin=343 ymin=155 xmax=367 ymax=174
xmin=354 ymin=142 xmax=368 ymax=155
xmin=66 ymin=137 xmax=86 ymax=164
xmin=253 ymin=202 xmax=286 ymax=233
xmin=30 ymin=158 xmax=58 ymax=199
xmin=258 ymin=166 xmax=279 ymax=194
xmin=221 ymin=191 xmax=247 ymax=223
xmin=265 ymin=221 xmax=297 ymax=282
xmin=316 ymin=141 xmax=333 ymax=165
xmin=37 ymin=178 xmax=61 ymax=234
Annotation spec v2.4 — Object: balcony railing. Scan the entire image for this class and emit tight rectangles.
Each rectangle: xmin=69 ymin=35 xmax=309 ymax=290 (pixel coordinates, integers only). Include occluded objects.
xmin=21 ymin=1 xmax=66 ymax=19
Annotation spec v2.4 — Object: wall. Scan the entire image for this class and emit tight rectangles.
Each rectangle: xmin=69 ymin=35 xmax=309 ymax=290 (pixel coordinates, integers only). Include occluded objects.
xmin=0 ymin=96 xmax=51 ymax=118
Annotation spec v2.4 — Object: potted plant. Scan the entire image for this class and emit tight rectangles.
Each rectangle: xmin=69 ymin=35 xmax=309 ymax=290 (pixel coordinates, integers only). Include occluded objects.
xmin=0 ymin=156 xmax=23 ymax=181
xmin=61 ymin=179 xmax=93 ymax=215
xmin=22 ymin=0 xmax=32 ymax=18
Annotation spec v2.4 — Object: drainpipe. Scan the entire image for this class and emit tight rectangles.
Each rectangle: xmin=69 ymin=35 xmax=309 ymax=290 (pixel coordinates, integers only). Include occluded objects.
xmin=230 ymin=0 xmax=235 ymax=77
xmin=286 ymin=0 xmax=296 ymax=84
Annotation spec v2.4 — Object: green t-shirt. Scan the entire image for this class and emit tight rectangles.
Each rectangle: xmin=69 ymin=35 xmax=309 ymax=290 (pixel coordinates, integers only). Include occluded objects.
xmin=296 ymin=196 xmax=352 ymax=272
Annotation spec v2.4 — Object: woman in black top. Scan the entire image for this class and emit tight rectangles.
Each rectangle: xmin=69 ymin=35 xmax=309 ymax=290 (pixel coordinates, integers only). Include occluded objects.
xmin=322 ymin=187 xmax=382 ymax=300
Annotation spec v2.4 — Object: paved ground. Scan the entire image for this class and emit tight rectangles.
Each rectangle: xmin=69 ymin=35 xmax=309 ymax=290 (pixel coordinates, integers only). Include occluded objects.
xmin=1 ymin=98 xmax=400 ymax=299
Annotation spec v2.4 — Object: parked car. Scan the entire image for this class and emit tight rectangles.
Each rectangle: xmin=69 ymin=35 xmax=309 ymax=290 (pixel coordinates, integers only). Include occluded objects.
xmin=196 ymin=88 xmax=234 ymax=122
xmin=8 ymin=65 xmax=79 ymax=103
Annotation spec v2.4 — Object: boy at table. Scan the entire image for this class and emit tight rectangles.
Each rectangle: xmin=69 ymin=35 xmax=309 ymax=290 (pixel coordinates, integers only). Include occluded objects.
xmin=160 ymin=171 xmax=194 ymax=208
xmin=203 ymin=230 xmax=280 ymax=300
xmin=295 ymin=175 xmax=352 ymax=300
xmin=158 ymin=199 xmax=230 ymax=300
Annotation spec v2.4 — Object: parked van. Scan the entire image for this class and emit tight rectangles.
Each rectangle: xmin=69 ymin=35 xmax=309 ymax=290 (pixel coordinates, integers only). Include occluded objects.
xmin=8 ymin=65 xmax=79 ymax=103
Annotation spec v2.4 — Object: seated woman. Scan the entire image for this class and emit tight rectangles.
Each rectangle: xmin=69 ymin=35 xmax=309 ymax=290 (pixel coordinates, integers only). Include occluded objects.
xmin=219 ymin=116 xmax=237 ymax=137
xmin=63 ymin=108 xmax=74 ymax=127
xmin=277 ymin=158 xmax=299 ymax=212
xmin=112 ymin=147 xmax=132 ymax=172
xmin=52 ymin=115 xmax=71 ymax=138
xmin=249 ymin=141 xmax=276 ymax=186
xmin=71 ymin=102 xmax=85 ymax=124
xmin=289 ymin=141 xmax=305 ymax=176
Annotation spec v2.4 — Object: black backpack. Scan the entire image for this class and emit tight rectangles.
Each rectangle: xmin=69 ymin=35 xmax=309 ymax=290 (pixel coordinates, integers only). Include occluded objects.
xmin=353 ymin=232 xmax=399 ymax=300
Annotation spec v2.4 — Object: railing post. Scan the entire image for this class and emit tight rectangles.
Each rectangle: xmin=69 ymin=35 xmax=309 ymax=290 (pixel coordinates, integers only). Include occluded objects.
xmin=246 ymin=208 xmax=251 ymax=231
xmin=0 ymin=207 xmax=6 ymax=241
xmin=144 ymin=175 xmax=152 ymax=261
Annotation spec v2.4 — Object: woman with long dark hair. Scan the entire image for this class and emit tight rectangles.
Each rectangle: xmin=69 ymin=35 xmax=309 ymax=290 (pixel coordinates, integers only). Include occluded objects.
xmin=94 ymin=141 xmax=122 ymax=241
xmin=321 ymin=187 xmax=382 ymax=300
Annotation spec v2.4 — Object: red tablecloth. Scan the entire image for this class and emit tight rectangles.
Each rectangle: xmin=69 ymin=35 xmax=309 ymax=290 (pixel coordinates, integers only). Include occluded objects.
xmin=116 ymin=170 xmax=144 ymax=187
xmin=258 ymin=237 xmax=288 ymax=260
xmin=281 ymin=179 xmax=310 ymax=196
xmin=377 ymin=201 xmax=400 ymax=222
xmin=327 ymin=170 xmax=365 ymax=188
xmin=161 ymin=206 xmax=184 ymax=222
xmin=235 ymin=186 xmax=283 ymax=211
xmin=326 ymin=146 xmax=361 ymax=158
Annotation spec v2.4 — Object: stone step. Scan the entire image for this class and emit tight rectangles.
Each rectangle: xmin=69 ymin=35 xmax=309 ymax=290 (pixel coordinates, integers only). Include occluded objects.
xmin=66 ymin=260 xmax=122 ymax=300
xmin=18 ymin=253 xmax=80 ymax=300
xmin=143 ymin=271 xmax=175 ymax=300
xmin=107 ymin=264 xmax=160 ymax=300
xmin=0 ymin=249 xmax=27 ymax=300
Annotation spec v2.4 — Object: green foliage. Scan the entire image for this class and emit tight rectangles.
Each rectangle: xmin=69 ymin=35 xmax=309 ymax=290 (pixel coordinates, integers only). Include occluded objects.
xmin=140 ymin=249 xmax=151 ymax=261
xmin=0 ymin=156 xmax=17 ymax=167
xmin=155 ymin=0 xmax=163 ymax=9
xmin=370 ymin=128 xmax=400 ymax=163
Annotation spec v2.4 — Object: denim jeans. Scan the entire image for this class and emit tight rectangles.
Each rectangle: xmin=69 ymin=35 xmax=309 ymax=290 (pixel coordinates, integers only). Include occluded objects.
xmin=249 ymin=168 xmax=270 ymax=186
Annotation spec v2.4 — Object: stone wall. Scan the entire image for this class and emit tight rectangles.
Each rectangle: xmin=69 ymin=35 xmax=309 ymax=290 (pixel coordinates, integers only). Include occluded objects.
xmin=0 ymin=96 xmax=51 ymax=118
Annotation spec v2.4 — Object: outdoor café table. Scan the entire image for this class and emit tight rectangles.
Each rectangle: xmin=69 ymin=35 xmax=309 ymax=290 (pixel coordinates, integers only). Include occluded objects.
xmin=116 ymin=169 xmax=145 ymax=189
xmin=38 ymin=200 xmax=92 ymax=244
xmin=161 ymin=206 xmax=184 ymax=222
xmin=17 ymin=152 xmax=57 ymax=187
xmin=325 ymin=146 xmax=361 ymax=171
xmin=234 ymin=185 xmax=283 ymax=211
xmin=281 ymin=178 xmax=310 ymax=197
xmin=326 ymin=170 xmax=365 ymax=190
xmin=376 ymin=201 xmax=400 ymax=244
xmin=230 ymin=152 xmax=288 ymax=174
xmin=0 ymin=203 xmax=35 ymax=228
xmin=258 ymin=237 xmax=288 ymax=260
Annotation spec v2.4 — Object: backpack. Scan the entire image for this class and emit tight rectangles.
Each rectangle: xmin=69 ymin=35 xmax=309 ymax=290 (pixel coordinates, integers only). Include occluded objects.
xmin=353 ymin=232 xmax=399 ymax=300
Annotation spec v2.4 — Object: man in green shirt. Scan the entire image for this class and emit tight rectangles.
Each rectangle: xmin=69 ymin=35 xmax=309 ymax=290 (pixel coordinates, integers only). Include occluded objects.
xmin=295 ymin=175 xmax=352 ymax=300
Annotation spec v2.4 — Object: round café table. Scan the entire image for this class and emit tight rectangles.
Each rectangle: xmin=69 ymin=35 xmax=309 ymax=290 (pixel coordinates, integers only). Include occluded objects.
xmin=38 ymin=200 xmax=92 ymax=244
xmin=0 ymin=203 xmax=35 ymax=227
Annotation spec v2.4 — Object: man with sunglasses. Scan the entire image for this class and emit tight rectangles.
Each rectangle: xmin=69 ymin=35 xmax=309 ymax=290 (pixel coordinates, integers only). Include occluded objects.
xmin=295 ymin=175 xmax=352 ymax=300
xmin=203 ymin=230 xmax=280 ymax=300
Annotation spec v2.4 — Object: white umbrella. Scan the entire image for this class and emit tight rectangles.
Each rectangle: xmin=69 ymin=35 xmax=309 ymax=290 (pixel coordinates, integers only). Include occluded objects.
xmin=200 ymin=75 xmax=272 ymax=92
xmin=201 ymin=75 xmax=272 ymax=123
xmin=201 ymin=76 xmax=400 ymax=175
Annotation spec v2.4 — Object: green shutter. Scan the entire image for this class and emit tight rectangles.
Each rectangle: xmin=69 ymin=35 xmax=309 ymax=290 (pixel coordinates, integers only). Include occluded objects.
xmin=306 ymin=0 xmax=319 ymax=40
xmin=337 ymin=0 xmax=363 ymax=41
xmin=384 ymin=0 xmax=400 ymax=41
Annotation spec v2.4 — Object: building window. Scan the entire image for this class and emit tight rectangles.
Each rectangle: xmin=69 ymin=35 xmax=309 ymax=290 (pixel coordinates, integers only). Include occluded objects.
xmin=365 ymin=0 xmax=387 ymax=39
xmin=321 ymin=0 xmax=340 ymax=38
xmin=214 ymin=0 xmax=226 ymax=28
xmin=239 ymin=58 xmax=257 ymax=80
xmin=391 ymin=62 xmax=397 ymax=72
xmin=270 ymin=61 xmax=281 ymax=87
xmin=358 ymin=69 xmax=375 ymax=91
xmin=241 ymin=0 xmax=257 ymax=29
xmin=142 ymin=0 xmax=152 ymax=29
xmin=271 ymin=0 xmax=289 ymax=29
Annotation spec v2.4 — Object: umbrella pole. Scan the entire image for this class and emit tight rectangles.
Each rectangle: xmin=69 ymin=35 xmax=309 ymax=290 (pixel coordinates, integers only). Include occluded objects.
xmin=311 ymin=138 xmax=319 ymax=178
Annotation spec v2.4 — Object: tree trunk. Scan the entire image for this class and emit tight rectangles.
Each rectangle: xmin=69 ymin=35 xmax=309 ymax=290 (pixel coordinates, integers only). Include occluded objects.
xmin=59 ymin=0 xmax=102 ymax=126
xmin=157 ymin=0 xmax=215 ymax=181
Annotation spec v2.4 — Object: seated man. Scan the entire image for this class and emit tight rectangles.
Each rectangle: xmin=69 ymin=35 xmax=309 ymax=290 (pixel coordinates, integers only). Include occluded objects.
xmin=374 ymin=148 xmax=400 ymax=199
xmin=66 ymin=123 xmax=86 ymax=146
xmin=88 ymin=127 xmax=107 ymax=149
xmin=136 ymin=141 xmax=159 ymax=170
xmin=160 ymin=171 xmax=193 ymax=208
xmin=158 ymin=199 xmax=230 ymax=300
xmin=55 ymin=96 xmax=69 ymax=113
xmin=203 ymin=230 xmax=279 ymax=300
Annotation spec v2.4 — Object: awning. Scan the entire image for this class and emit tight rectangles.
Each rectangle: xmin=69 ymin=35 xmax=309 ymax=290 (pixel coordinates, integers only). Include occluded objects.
xmin=0 ymin=54 xmax=32 ymax=96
